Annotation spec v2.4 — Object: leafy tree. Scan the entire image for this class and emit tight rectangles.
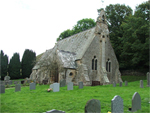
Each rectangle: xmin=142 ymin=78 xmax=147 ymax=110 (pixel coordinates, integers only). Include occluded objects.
xmin=57 ymin=18 xmax=96 ymax=41
xmin=21 ymin=49 xmax=36 ymax=78
xmin=0 ymin=50 xmax=8 ymax=80
xmin=120 ymin=1 xmax=149 ymax=71
xmin=8 ymin=53 xmax=21 ymax=79
xmin=104 ymin=4 xmax=133 ymax=62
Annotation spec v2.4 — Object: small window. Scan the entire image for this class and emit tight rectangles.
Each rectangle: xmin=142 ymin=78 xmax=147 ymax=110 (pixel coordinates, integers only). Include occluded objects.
xmin=69 ymin=72 xmax=73 ymax=76
xmin=92 ymin=56 xmax=97 ymax=70
xmin=103 ymin=35 xmax=105 ymax=38
xmin=92 ymin=59 xmax=94 ymax=70
xmin=95 ymin=59 xmax=97 ymax=70
xmin=106 ymin=59 xmax=111 ymax=72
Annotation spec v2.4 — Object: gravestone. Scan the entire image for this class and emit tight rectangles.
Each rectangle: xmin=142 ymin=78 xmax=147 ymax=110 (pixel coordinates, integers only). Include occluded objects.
xmin=8 ymin=80 xmax=12 ymax=85
xmin=111 ymin=95 xmax=123 ymax=113
xmin=60 ymin=79 xmax=66 ymax=87
xmin=4 ymin=76 xmax=10 ymax=81
xmin=30 ymin=83 xmax=36 ymax=90
xmin=79 ymin=82 xmax=83 ymax=89
xmin=147 ymin=72 xmax=150 ymax=87
xmin=132 ymin=92 xmax=141 ymax=112
xmin=50 ymin=84 xmax=53 ymax=89
xmin=0 ymin=85 xmax=5 ymax=94
xmin=140 ymin=80 xmax=143 ymax=88
xmin=53 ymin=83 xmax=60 ymax=92
xmin=14 ymin=81 xmax=18 ymax=84
xmin=0 ymin=81 xmax=5 ymax=85
xmin=67 ymin=82 xmax=73 ymax=90
xmin=125 ymin=81 xmax=128 ymax=86
xmin=27 ymin=79 xmax=31 ymax=83
xmin=85 ymin=99 xmax=101 ymax=113
xmin=113 ymin=82 xmax=116 ymax=87
xmin=119 ymin=82 xmax=122 ymax=87
xmin=46 ymin=109 xmax=65 ymax=113
xmin=15 ymin=84 xmax=21 ymax=92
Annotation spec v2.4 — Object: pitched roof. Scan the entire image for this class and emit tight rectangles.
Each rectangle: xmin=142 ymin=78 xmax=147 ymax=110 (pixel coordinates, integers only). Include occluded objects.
xmin=57 ymin=27 xmax=96 ymax=60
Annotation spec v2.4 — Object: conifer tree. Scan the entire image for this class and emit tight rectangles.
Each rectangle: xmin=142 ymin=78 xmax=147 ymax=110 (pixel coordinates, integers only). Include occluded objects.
xmin=8 ymin=53 xmax=21 ymax=79
xmin=21 ymin=49 xmax=36 ymax=78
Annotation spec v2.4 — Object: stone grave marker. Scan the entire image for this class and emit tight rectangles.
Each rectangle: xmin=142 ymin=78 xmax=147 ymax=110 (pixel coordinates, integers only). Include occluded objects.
xmin=8 ymin=80 xmax=12 ymax=85
xmin=79 ymin=82 xmax=83 ymax=89
xmin=15 ymin=84 xmax=21 ymax=92
xmin=111 ymin=95 xmax=123 ymax=113
xmin=53 ymin=83 xmax=60 ymax=92
xmin=0 ymin=85 xmax=5 ymax=94
xmin=27 ymin=79 xmax=31 ymax=83
xmin=147 ymin=72 xmax=150 ymax=87
xmin=113 ymin=82 xmax=116 ymax=87
xmin=14 ymin=81 xmax=18 ymax=84
xmin=140 ymin=80 xmax=143 ymax=88
xmin=125 ymin=81 xmax=128 ymax=86
xmin=67 ymin=82 xmax=73 ymax=90
xmin=132 ymin=92 xmax=141 ymax=112
xmin=46 ymin=109 xmax=65 ymax=113
xmin=30 ymin=83 xmax=36 ymax=90
xmin=60 ymin=79 xmax=66 ymax=87
xmin=119 ymin=82 xmax=122 ymax=87
xmin=85 ymin=99 xmax=101 ymax=113
xmin=0 ymin=81 xmax=5 ymax=85
xmin=50 ymin=84 xmax=53 ymax=89
xmin=4 ymin=76 xmax=10 ymax=81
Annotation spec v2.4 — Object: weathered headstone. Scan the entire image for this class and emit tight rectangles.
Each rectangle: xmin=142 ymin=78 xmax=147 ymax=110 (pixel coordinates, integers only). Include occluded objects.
xmin=0 ymin=85 xmax=5 ymax=94
xmin=67 ymin=82 xmax=73 ymax=90
xmin=8 ymin=80 xmax=12 ymax=85
xmin=60 ymin=79 xmax=66 ymax=87
xmin=4 ymin=76 xmax=10 ymax=81
xmin=140 ymin=80 xmax=143 ymax=88
xmin=125 ymin=81 xmax=128 ymax=86
xmin=111 ymin=95 xmax=123 ymax=113
xmin=30 ymin=83 xmax=36 ymax=90
xmin=15 ymin=84 xmax=21 ymax=92
xmin=85 ymin=99 xmax=101 ymax=113
xmin=147 ymin=72 xmax=150 ymax=87
xmin=132 ymin=92 xmax=141 ymax=112
xmin=113 ymin=82 xmax=116 ymax=87
xmin=53 ymin=83 xmax=60 ymax=92
xmin=46 ymin=109 xmax=65 ymax=113
xmin=14 ymin=81 xmax=18 ymax=84
xmin=50 ymin=84 xmax=53 ymax=89
xmin=0 ymin=81 xmax=5 ymax=85
xmin=79 ymin=82 xmax=83 ymax=89
xmin=119 ymin=82 xmax=122 ymax=87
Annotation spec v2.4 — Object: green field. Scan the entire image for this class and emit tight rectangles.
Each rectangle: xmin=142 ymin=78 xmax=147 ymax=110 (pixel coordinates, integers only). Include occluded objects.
xmin=0 ymin=80 xmax=149 ymax=113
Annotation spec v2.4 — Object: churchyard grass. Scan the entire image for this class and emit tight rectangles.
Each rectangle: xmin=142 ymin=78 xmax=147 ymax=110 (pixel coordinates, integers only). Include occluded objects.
xmin=0 ymin=80 xmax=149 ymax=113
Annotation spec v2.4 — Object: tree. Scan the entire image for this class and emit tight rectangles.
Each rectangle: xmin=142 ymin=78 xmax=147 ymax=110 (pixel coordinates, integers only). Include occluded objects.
xmin=57 ymin=18 xmax=96 ymax=41
xmin=104 ymin=4 xmax=133 ymax=62
xmin=120 ymin=1 xmax=149 ymax=71
xmin=8 ymin=53 xmax=21 ymax=79
xmin=0 ymin=50 xmax=8 ymax=80
xmin=21 ymin=49 xmax=36 ymax=78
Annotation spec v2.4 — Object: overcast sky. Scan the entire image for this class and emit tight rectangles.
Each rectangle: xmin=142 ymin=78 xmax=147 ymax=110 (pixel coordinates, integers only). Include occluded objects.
xmin=0 ymin=0 xmax=147 ymax=61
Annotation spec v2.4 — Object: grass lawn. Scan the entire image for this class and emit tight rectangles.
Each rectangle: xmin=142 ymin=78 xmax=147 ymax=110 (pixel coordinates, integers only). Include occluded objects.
xmin=0 ymin=80 xmax=149 ymax=113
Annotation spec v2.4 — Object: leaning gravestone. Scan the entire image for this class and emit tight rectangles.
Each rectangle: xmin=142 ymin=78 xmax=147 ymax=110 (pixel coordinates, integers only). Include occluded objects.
xmin=60 ymin=79 xmax=66 ymax=87
xmin=113 ymin=82 xmax=116 ymax=87
xmin=125 ymin=81 xmax=128 ymax=86
xmin=111 ymin=95 xmax=123 ymax=113
xmin=0 ymin=85 xmax=5 ymax=94
xmin=53 ymin=83 xmax=60 ymax=92
xmin=119 ymin=82 xmax=122 ymax=87
xmin=85 ymin=99 xmax=101 ymax=113
xmin=132 ymin=92 xmax=141 ymax=112
xmin=79 ymin=82 xmax=83 ymax=89
xmin=30 ymin=83 xmax=36 ymax=90
xmin=140 ymin=80 xmax=143 ymax=88
xmin=67 ymin=82 xmax=73 ymax=90
xmin=46 ymin=109 xmax=65 ymax=113
xmin=15 ymin=84 xmax=21 ymax=92
xmin=147 ymin=72 xmax=150 ymax=87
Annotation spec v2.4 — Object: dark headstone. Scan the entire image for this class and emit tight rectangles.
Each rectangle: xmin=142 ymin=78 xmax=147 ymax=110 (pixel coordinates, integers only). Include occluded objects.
xmin=46 ymin=109 xmax=65 ymax=113
xmin=111 ymin=95 xmax=123 ymax=113
xmin=140 ymin=80 xmax=143 ymax=88
xmin=125 ymin=81 xmax=128 ymax=86
xmin=132 ymin=92 xmax=141 ymax=112
xmin=0 ymin=85 xmax=5 ymax=94
xmin=113 ymin=82 xmax=116 ymax=87
xmin=147 ymin=72 xmax=150 ymax=87
xmin=15 ymin=84 xmax=21 ymax=92
xmin=119 ymin=82 xmax=122 ymax=87
xmin=30 ymin=83 xmax=36 ymax=90
xmin=85 ymin=99 xmax=101 ymax=113
xmin=67 ymin=82 xmax=73 ymax=90
xmin=79 ymin=82 xmax=83 ymax=89
xmin=60 ymin=79 xmax=66 ymax=87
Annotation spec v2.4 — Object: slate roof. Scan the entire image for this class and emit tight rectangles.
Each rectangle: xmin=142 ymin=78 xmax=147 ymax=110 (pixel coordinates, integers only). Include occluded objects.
xmin=57 ymin=27 xmax=96 ymax=60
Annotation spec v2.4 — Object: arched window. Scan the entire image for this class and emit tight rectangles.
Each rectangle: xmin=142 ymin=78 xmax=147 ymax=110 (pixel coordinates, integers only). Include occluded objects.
xmin=92 ymin=56 xmax=97 ymax=70
xmin=106 ymin=59 xmax=111 ymax=72
xmin=102 ymin=15 xmax=105 ymax=22
xmin=95 ymin=59 xmax=97 ymax=70
xmin=92 ymin=59 xmax=94 ymax=70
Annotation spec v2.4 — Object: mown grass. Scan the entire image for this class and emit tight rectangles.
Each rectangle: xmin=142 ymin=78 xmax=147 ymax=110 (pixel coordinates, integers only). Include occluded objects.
xmin=121 ymin=75 xmax=146 ymax=82
xmin=0 ymin=80 xmax=149 ymax=113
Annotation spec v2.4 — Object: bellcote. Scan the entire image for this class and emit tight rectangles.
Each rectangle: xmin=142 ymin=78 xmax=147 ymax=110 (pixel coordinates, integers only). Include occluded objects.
xmin=96 ymin=9 xmax=107 ymax=24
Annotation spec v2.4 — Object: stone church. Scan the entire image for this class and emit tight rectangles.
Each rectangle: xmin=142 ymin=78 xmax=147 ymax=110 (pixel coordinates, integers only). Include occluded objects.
xmin=30 ymin=10 xmax=122 ymax=86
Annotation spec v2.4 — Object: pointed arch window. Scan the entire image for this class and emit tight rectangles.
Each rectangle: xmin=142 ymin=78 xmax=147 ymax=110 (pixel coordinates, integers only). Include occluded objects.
xmin=92 ymin=56 xmax=97 ymax=70
xmin=106 ymin=59 xmax=111 ymax=72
